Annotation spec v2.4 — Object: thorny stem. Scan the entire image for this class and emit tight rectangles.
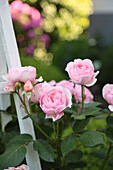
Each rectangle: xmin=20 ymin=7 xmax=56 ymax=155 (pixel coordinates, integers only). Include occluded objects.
xmin=16 ymin=91 xmax=29 ymax=115
xmin=100 ymin=142 xmax=112 ymax=170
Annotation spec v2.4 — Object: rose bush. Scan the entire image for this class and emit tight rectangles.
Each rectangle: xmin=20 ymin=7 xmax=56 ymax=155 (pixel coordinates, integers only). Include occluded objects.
xmin=1 ymin=58 xmax=113 ymax=170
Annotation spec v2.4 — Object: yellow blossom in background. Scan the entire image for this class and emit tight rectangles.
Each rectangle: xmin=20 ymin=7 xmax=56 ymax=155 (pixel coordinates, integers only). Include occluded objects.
xmin=40 ymin=0 xmax=93 ymax=40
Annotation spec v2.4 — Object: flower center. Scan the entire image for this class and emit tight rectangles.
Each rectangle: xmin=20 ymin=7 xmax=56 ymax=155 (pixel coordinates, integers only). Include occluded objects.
xmin=77 ymin=64 xmax=87 ymax=70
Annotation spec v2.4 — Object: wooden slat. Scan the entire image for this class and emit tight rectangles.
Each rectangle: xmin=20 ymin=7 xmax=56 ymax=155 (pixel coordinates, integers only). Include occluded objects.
xmin=0 ymin=11 xmax=12 ymax=131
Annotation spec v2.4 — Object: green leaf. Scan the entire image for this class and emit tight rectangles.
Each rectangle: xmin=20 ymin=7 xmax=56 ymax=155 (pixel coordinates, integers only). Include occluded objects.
xmin=93 ymin=115 xmax=107 ymax=119
xmin=66 ymin=150 xmax=83 ymax=163
xmin=65 ymin=107 xmax=86 ymax=119
xmin=91 ymin=148 xmax=107 ymax=159
xmin=107 ymin=116 xmax=113 ymax=127
xmin=65 ymin=107 xmax=98 ymax=120
xmin=102 ymin=108 xmax=111 ymax=114
xmin=72 ymin=117 xmax=90 ymax=133
xmin=0 ymin=134 xmax=33 ymax=169
xmin=83 ymin=107 xmax=100 ymax=116
xmin=0 ymin=144 xmax=26 ymax=170
xmin=83 ymin=102 xmax=101 ymax=108
xmin=79 ymin=131 xmax=104 ymax=147
xmin=105 ymin=127 xmax=113 ymax=142
xmin=65 ymin=109 xmax=78 ymax=115
xmin=33 ymin=139 xmax=54 ymax=162
xmin=2 ymin=131 xmax=20 ymax=144
xmin=61 ymin=135 xmax=76 ymax=157
xmin=71 ymin=113 xmax=86 ymax=120
xmin=6 ymin=134 xmax=33 ymax=148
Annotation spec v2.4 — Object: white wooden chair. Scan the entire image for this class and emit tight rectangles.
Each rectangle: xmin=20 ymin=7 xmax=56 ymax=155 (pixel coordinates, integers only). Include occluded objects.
xmin=0 ymin=0 xmax=41 ymax=169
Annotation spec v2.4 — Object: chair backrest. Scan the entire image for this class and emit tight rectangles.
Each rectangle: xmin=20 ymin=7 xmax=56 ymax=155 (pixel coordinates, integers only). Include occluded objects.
xmin=0 ymin=0 xmax=41 ymax=169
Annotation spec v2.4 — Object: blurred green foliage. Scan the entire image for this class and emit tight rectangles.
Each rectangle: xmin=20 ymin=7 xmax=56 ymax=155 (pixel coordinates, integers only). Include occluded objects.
xmin=99 ymin=45 xmax=113 ymax=85
xmin=21 ymin=55 xmax=67 ymax=82
xmin=50 ymin=35 xmax=97 ymax=70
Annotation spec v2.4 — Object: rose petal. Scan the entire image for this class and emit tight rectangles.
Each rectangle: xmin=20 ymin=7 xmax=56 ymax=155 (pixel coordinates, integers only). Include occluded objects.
xmin=108 ymin=105 xmax=113 ymax=112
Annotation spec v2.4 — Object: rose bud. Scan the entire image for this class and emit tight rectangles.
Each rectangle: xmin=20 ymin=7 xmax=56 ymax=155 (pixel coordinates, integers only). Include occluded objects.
xmin=24 ymin=80 xmax=33 ymax=92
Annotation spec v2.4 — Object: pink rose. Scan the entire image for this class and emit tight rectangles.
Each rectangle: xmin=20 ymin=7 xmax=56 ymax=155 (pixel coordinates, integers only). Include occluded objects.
xmin=48 ymin=80 xmax=56 ymax=86
xmin=40 ymin=83 xmax=72 ymax=121
xmin=31 ymin=80 xmax=54 ymax=103
xmin=56 ymin=80 xmax=74 ymax=95
xmin=74 ymin=85 xmax=93 ymax=103
xmin=65 ymin=59 xmax=99 ymax=86
xmin=31 ymin=83 xmax=43 ymax=103
xmin=4 ymin=66 xmax=36 ymax=85
xmin=4 ymin=84 xmax=15 ymax=93
xmin=4 ymin=164 xmax=29 ymax=170
xmin=24 ymin=80 xmax=33 ymax=92
xmin=102 ymin=84 xmax=113 ymax=111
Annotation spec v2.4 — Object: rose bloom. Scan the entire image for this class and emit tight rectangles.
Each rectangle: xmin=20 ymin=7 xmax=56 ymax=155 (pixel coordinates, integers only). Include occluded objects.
xmin=56 ymin=80 xmax=74 ymax=95
xmin=40 ymin=83 xmax=72 ymax=121
xmin=102 ymin=84 xmax=113 ymax=111
xmin=74 ymin=85 xmax=93 ymax=103
xmin=65 ymin=59 xmax=99 ymax=87
xmin=4 ymin=164 xmax=29 ymax=170
xmin=31 ymin=83 xmax=43 ymax=103
xmin=31 ymin=80 xmax=55 ymax=103
xmin=4 ymin=66 xmax=36 ymax=86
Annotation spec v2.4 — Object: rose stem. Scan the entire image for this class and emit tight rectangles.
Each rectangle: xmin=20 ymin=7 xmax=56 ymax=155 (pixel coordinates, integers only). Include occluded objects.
xmin=53 ymin=121 xmax=56 ymax=140
xmin=80 ymin=85 xmax=84 ymax=115
xmin=16 ymin=91 xmax=30 ymax=115
xmin=16 ymin=91 xmax=52 ymax=141
xmin=56 ymin=120 xmax=62 ymax=170
xmin=32 ymin=118 xmax=52 ymax=141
